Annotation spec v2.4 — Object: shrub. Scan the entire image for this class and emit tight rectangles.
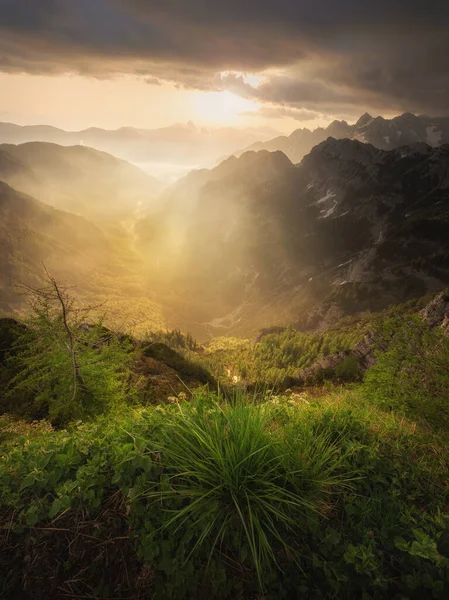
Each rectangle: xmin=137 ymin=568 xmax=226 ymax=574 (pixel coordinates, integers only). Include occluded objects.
xmin=335 ymin=355 xmax=360 ymax=381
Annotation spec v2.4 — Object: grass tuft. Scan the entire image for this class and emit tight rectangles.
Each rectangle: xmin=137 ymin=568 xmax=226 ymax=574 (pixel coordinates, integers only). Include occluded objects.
xmin=146 ymin=394 xmax=351 ymax=587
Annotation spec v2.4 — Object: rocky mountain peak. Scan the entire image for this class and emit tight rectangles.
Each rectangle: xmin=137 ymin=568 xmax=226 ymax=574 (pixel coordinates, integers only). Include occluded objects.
xmin=237 ymin=112 xmax=449 ymax=165
xmin=308 ymin=136 xmax=382 ymax=165
xmin=355 ymin=112 xmax=374 ymax=127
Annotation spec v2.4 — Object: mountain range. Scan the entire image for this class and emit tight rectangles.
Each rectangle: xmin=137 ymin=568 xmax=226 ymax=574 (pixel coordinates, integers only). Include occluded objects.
xmin=1 ymin=113 xmax=449 ymax=340
xmin=0 ymin=122 xmax=277 ymax=182
xmin=237 ymin=112 xmax=449 ymax=164
xmin=140 ymin=137 xmax=449 ymax=337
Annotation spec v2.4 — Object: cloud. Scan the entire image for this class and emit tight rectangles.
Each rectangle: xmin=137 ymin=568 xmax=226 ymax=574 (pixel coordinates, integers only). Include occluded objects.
xmin=0 ymin=0 xmax=448 ymax=116
xmin=241 ymin=106 xmax=321 ymax=122
xmin=145 ymin=77 xmax=162 ymax=86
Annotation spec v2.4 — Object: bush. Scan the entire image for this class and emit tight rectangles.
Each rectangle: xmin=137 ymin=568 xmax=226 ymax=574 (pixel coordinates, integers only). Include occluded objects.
xmin=335 ymin=355 xmax=360 ymax=381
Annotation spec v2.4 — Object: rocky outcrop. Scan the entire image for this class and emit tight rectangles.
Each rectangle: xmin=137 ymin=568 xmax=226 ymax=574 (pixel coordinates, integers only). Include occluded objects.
xmin=420 ymin=290 xmax=449 ymax=331
xmin=352 ymin=332 xmax=377 ymax=370
xmin=295 ymin=329 xmax=378 ymax=383
xmin=296 ymin=350 xmax=351 ymax=383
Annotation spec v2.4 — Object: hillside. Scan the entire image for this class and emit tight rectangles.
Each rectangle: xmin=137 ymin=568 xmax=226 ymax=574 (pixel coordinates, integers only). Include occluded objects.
xmin=0 ymin=142 xmax=162 ymax=221
xmin=238 ymin=112 xmax=449 ymax=164
xmin=1 ymin=288 xmax=449 ymax=600
xmin=0 ymin=180 xmax=170 ymax=336
xmin=0 ymin=182 xmax=110 ymax=309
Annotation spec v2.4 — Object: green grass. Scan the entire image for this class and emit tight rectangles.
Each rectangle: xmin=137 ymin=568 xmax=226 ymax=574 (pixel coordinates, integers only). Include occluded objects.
xmin=146 ymin=394 xmax=351 ymax=587
xmin=1 ymin=388 xmax=449 ymax=599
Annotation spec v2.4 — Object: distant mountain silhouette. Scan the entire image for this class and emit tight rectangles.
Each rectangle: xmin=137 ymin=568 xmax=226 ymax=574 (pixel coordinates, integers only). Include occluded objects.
xmin=0 ymin=122 xmax=278 ymax=182
xmin=237 ymin=112 xmax=449 ymax=164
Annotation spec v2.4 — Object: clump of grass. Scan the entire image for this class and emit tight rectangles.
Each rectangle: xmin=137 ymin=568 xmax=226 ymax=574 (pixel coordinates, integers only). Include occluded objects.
xmin=147 ymin=394 xmax=351 ymax=587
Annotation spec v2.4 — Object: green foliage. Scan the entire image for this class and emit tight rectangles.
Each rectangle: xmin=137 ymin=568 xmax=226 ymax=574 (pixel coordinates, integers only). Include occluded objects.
xmin=4 ymin=280 xmax=134 ymax=425
xmin=364 ymin=314 xmax=449 ymax=428
xmin=1 ymin=389 xmax=449 ymax=599
xmin=144 ymin=328 xmax=198 ymax=351
xmin=2 ymin=293 xmax=449 ymax=598
xmin=335 ymin=355 xmax=360 ymax=381
xmin=202 ymin=323 xmax=367 ymax=385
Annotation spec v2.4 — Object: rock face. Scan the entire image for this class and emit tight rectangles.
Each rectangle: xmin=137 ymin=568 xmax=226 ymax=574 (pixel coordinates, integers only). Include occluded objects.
xmin=352 ymin=332 xmax=377 ymax=370
xmin=420 ymin=290 xmax=449 ymax=331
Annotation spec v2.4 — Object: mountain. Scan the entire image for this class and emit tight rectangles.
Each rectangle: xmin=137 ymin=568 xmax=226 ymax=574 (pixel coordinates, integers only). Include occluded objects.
xmin=238 ymin=112 xmax=449 ymax=164
xmin=135 ymin=149 xmax=293 ymax=286
xmin=0 ymin=122 xmax=279 ymax=183
xmin=0 ymin=142 xmax=161 ymax=221
xmin=136 ymin=139 xmax=449 ymax=338
xmin=0 ymin=181 xmax=110 ymax=311
xmin=0 ymin=179 xmax=170 ymax=336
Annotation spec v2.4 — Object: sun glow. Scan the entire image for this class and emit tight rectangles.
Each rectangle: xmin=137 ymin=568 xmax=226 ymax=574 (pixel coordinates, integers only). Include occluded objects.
xmin=192 ymin=90 xmax=259 ymax=125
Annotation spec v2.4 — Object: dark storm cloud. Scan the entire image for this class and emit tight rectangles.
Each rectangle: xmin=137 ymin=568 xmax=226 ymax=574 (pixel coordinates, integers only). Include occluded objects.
xmin=1 ymin=0 xmax=449 ymax=115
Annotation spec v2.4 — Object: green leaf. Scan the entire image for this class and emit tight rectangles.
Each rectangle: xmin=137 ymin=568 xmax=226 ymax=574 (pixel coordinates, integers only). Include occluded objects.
xmin=394 ymin=537 xmax=410 ymax=552
xmin=20 ymin=472 xmax=37 ymax=491
xmin=49 ymin=499 xmax=61 ymax=518
xmin=55 ymin=454 xmax=69 ymax=467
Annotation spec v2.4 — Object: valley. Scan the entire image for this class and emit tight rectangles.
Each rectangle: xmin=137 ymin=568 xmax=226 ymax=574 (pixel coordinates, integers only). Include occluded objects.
xmin=3 ymin=113 xmax=449 ymax=341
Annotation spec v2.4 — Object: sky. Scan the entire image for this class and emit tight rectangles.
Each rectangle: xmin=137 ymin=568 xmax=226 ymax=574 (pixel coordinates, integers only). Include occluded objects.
xmin=0 ymin=0 xmax=448 ymax=133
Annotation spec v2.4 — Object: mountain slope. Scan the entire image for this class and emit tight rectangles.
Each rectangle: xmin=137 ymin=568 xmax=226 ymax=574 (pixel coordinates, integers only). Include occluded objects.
xmin=135 ymin=149 xmax=294 ymax=293
xmin=238 ymin=112 xmax=449 ymax=164
xmin=0 ymin=181 xmax=110 ymax=310
xmin=137 ymin=140 xmax=449 ymax=337
xmin=0 ymin=142 xmax=161 ymax=221
xmin=0 ymin=180 xmax=169 ymax=335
